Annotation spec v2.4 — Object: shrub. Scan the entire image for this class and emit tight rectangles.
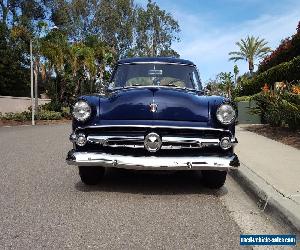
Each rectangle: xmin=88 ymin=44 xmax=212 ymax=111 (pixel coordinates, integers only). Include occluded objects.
xmin=258 ymin=21 xmax=300 ymax=73
xmin=39 ymin=100 xmax=62 ymax=112
xmin=36 ymin=110 xmax=62 ymax=120
xmin=241 ymin=55 xmax=300 ymax=96
xmin=0 ymin=110 xmax=62 ymax=121
xmin=0 ymin=111 xmax=32 ymax=121
xmin=61 ymin=107 xmax=71 ymax=119
xmin=251 ymin=90 xmax=300 ymax=130
xmin=234 ymin=95 xmax=252 ymax=102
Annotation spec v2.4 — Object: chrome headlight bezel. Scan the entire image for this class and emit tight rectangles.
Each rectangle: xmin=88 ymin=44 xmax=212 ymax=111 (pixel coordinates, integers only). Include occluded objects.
xmin=216 ymin=104 xmax=236 ymax=125
xmin=72 ymin=100 xmax=91 ymax=122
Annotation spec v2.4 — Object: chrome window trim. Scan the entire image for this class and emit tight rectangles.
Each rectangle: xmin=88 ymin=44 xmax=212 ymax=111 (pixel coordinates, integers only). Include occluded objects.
xmin=110 ymin=85 xmax=198 ymax=91
xmin=118 ymin=62 xmax=195 ymax=66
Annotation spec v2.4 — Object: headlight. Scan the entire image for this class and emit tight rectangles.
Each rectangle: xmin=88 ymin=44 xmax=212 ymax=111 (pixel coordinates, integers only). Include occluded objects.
xmin=72 ymin=100 xmax=91 ymax=121
xmin=216 ymin=104 xmax=236 ymax=125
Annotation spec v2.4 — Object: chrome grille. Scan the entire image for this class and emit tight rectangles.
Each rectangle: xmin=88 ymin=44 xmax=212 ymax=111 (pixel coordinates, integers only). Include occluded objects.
xmin=74 ymin=125 xmax=235 ymax=150
xmin=86 ymin=134 xmax=221 ymax=149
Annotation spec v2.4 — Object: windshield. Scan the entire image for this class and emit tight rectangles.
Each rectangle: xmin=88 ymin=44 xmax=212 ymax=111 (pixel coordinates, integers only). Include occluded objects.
xmin=111 ymin=63 xmax=202 ymax=90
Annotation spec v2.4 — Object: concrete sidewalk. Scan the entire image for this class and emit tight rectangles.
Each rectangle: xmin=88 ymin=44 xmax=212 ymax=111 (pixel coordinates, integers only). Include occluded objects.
xmin=230 ymin=125 xmax=300 ymax=231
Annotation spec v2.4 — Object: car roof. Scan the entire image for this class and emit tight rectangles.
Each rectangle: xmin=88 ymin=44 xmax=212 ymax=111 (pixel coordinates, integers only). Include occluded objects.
xmin=118 ymin=57 xmax=195 ymax=66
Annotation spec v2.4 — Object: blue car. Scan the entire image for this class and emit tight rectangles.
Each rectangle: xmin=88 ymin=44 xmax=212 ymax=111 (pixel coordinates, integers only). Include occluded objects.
xmin=66 ymin=57 xmax=239 ymax=188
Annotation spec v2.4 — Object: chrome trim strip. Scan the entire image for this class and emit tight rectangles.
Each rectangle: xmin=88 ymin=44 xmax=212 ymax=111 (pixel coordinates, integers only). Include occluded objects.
xmin=66 ymin=151 xmax=239 ymax=170
xmin=76 ymin=125 xmax=232 ymax=134
xmin=87 ymin=135 xmax=144 ymax=143
xmin=163 ymin=137 xmax=219 ymax=144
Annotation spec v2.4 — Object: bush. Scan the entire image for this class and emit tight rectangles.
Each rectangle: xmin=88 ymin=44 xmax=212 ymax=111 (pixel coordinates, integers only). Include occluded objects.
xmin=251 ymin=90 xmax=300 ymax=130
xmin=241 ymin=55 xmax=300 ymax=96
xmin=38 ymin=100 xmax=71 ymax=118
xmin=39 ymin=100 xmax=62 ymax=112
xmin=0 ymin=110 xmax=62 ymax=121
xmin=0 ymin=111 xmax=32 ymax=121
xmin=37 ymin=110 xmax=62 ymax=120
xmin=258 ymin=21 xmax=300 ymax=73
xmin=234 ymin=95 xmax=252 ymax=102
xmin=61 ymin=107 xmax=71 ymax=119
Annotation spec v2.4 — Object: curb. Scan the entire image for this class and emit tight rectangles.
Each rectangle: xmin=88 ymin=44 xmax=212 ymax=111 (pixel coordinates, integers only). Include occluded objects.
xmin=229 ymin=163 xmax=300 ymax=232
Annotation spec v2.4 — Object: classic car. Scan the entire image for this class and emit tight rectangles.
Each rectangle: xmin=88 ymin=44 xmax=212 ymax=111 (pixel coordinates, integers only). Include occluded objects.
xmin=66 ymin=57 xmax=239 ymax=189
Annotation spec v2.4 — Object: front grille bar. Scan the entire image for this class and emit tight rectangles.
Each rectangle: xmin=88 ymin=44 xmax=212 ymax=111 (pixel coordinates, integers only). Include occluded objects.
xmin=86 ymin=135 xmax=234 ymax=149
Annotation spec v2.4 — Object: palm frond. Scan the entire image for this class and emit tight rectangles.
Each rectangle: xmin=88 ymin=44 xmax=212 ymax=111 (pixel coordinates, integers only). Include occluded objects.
xmin=228 ymin=56 xmax=245 ymax=62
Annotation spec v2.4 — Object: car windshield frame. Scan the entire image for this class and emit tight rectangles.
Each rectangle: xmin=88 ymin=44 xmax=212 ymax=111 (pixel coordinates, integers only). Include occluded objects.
xmin=110 ymin=63 xmax=202 ymax=91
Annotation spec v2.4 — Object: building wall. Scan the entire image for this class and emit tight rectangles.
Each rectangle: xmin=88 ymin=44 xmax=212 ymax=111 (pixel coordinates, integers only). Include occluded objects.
xmin=237 ymin=101 xmax=262 ymax=124
xmin=0 ymin=96 xmax=51 ymax=113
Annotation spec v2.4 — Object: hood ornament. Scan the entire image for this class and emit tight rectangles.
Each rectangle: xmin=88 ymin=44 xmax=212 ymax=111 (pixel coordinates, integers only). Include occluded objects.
xmin=149 ymin=102 xmax=158 ymax=113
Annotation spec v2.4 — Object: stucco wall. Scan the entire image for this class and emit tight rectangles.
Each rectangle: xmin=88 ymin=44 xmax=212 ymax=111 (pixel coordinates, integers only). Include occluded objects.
xmin=237 ymin=101 xmax=261 ymax=124
xmin=0 ymin=96 xmax=51 ymax=113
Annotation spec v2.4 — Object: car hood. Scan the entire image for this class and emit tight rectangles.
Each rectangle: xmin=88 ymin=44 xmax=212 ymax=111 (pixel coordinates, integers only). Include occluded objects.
xmin=99 ymin=87 xmax=210 ymax=122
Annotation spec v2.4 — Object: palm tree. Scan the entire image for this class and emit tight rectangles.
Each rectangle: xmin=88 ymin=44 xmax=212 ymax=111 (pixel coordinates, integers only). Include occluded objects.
xmin=229 ymin=36 xmax=271 ymax=74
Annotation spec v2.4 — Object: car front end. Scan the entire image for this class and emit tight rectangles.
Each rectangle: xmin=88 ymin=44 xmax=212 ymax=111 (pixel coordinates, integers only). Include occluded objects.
xmin=66 ymin=57 xmax=239 ymax=188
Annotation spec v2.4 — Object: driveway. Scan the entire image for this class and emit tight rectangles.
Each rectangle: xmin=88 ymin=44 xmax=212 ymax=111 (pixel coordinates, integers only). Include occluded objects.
xmin=0 ymin=124 xmax=289 ymax=249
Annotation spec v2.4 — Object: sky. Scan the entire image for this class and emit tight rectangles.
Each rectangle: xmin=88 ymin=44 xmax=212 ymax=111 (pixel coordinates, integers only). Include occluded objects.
xmin=137 ymin=0 xmax=300 ymax=84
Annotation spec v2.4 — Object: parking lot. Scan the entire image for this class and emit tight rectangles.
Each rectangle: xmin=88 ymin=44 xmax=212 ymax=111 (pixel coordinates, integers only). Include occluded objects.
xmin=0 ymin=124 xmax=293 ymax=249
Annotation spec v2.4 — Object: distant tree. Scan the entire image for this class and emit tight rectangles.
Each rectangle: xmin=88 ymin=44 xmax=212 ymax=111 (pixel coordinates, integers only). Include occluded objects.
xmin=0 ymin=0 xmax=181 ymax=100
xmin=0 ymin=0 xmax=46 ymax=97
xmin=0 ymin=23 xmax=30 ymax=96
xmin=218 ymin=72 xmax=234 ymax=98
xmin=229 ymin=36 xmax=271 ymax=74
xmin=206 ymin=72 xmax=234 ymax=98
xmin=93 ymin=0 xmax=135 ymax=59
xmin=131 ymin=0 xmax=180 ymax=57
xmin=48 ymin=0 xmax=98 ymax=41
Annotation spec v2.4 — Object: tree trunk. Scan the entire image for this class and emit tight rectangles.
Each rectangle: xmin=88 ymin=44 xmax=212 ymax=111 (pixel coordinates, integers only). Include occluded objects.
xmin=74 ymin=78 xmax=80 ymax=96
xmin=227 ymin=84 xmax=231 ymax=99
xmin=249 ymin=60 xmax=254 ymax=75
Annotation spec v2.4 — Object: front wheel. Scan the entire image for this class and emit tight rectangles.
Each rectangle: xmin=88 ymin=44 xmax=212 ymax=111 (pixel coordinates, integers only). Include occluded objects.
xmin=78 ymin=166 xmax=105 ymax=185
xmin=202 ymin=170 xmax=227 ymax=189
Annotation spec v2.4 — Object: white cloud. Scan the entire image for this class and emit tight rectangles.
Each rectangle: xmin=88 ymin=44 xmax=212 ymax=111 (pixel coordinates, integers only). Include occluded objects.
xmin=171 ymin=3 xmax=300 ymax=82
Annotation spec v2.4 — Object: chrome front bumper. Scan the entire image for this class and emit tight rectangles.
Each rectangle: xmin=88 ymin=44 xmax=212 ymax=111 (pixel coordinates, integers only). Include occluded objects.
xmin=66 ymin=150 xmax=239 ymax=171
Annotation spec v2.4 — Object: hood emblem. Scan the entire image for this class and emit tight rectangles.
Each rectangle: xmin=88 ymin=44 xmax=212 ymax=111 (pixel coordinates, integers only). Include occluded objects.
xmin=144 ymin=132 xmax=162 ymax=152
xmin=149 ymin=102 xmax=158 ymax=113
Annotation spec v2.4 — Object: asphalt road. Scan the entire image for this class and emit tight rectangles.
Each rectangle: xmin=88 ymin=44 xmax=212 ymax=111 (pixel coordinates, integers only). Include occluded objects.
xmin=0 ymin=124 xmax=293 ymax=249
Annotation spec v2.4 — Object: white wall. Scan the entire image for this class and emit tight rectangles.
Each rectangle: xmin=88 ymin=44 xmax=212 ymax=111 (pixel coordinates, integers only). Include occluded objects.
xmin=0 ymin=96 xmax=51 ymax=113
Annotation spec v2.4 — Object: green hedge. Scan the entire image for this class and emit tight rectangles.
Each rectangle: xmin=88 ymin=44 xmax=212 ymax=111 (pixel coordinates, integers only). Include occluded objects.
xmin=0 ymin=110 xmax=62 ymax=121
xmin=241 ymin=55 xmax=300 ymax=96
xmin=234 ymin=95 xmax=253 ymax=102
xmin=0 ymin=101 xmax=71 ymax=121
